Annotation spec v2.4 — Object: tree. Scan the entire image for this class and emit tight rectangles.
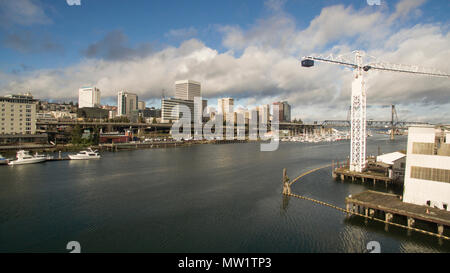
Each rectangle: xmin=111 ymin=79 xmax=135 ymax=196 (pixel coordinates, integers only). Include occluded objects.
xmin=71 ymin=125 xmax=82 ymax=144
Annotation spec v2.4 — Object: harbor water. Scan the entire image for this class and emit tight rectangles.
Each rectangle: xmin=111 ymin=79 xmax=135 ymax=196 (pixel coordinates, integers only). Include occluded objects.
xmin=0 ymin=134 xmax=449 ymax=252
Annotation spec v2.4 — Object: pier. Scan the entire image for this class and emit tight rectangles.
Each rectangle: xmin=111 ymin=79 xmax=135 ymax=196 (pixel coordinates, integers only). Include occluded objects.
xmin=346 ymin=191 xmax=450 ymax=237
xmin=332 ymin=160 xmax=395 ymax=187
xmin=282 ymin=167 xmax=450 ymax=240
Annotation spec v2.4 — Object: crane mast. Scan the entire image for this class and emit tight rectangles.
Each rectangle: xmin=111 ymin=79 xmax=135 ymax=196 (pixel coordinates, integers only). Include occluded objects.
xmin=301 ymin=50 xmax=450 ymax=173
xmin=350 ymin=51 xmax=367 ymax=172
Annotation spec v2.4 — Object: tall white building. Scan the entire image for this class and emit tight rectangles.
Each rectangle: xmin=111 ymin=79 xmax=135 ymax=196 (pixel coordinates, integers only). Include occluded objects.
xmin=117 ymin=91 xmax=138 ymax=117
xmin=78 ymin=87 xmax=101 ymax=108
xmin=403 ymin=126 xmax=450 ymax=211
xmin=258 ymin=104 xmax=270 ymax=124
xmin=138 ymin=101 xmax=146 ymax=111
xmin=161 ymin=98 xmax=194 ymax=123
xmin=218 ymin=98 xmax=234 ymax=122
xmin=0 ymin=93 xmax=37 ymax=135
xmin=175 ymin=80 xmax=201 ymax=100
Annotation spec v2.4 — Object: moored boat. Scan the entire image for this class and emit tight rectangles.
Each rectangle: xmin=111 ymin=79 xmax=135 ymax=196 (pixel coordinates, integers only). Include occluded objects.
xmin=68 ymin=148 xmax=101 ymax=160
xmin=8 ymin=150 xmax=47 ymax=165
xmin=0 ymin=154 xmax=9 ymax=165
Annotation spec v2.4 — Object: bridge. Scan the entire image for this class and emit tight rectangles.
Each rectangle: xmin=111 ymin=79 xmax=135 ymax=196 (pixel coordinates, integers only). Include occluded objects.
xmin=37 ymin=120 xmax=173 ymax=129
xmin=36 ymin=120 xmax=323 ymax=138
xmin=321 ymin=120 xmax=431 ymax=129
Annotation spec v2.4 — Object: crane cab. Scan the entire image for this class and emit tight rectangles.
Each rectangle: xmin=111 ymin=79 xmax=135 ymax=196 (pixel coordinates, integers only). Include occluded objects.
xmin=301 ymin=59 xmax=314 ymax=67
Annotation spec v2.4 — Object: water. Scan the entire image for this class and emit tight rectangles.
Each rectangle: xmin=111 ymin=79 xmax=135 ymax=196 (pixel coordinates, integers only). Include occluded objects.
xmin=0 ymin=134 xmax=449 ymax=253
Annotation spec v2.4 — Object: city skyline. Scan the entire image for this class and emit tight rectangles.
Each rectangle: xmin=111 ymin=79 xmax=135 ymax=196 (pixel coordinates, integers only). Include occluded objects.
xmin=0 ymin=0 xmax=449 ymax=124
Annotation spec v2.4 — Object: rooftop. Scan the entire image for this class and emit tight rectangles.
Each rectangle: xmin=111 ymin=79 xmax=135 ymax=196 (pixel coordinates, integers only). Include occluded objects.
xmin=376 ymin=151 xmax=406 ymax=165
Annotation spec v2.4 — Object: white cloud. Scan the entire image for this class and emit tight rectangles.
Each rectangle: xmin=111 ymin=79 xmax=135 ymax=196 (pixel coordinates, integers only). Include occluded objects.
xmin=165 ymin=27 xmax=198 ymax=40
xmin=1 ymin=1 xmax=449 ymax=123
xmin=388 ymin=0 xmax=427 ymax=22
xmin=0 ymin=0 xmax=51 ymax=27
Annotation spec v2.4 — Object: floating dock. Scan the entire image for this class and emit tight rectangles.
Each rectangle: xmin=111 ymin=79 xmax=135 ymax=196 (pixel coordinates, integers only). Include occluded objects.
xmin=346 ymin=190 xmax=450 ymax=236
xmin=100 ymin=141 xmax=184 ymax=151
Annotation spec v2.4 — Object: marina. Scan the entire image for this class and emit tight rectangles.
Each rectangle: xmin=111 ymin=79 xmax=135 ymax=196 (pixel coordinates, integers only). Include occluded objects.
xmin=1 ymin=136 xmax=449 ymax=252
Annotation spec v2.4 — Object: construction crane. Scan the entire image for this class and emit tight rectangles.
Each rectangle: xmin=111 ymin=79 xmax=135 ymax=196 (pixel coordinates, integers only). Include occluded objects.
xmin=301 ymin=50 xmax=450 ymax=173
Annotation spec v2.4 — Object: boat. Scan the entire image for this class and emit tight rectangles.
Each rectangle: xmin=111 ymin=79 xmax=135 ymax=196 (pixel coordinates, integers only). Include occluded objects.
xmin=0 ymin=154 xmax=9 ymax=165
xmin=68 ymin=148 xmax=101 ymax=160
xmin=8 ymin=150 xmax=47 ymax=165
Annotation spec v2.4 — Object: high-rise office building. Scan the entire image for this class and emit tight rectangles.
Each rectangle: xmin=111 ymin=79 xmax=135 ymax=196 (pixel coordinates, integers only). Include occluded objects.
xmin=138 ymin=101 xmax=146 ymax=110
xmin=273 ymin=101 xmax=291 ymax=122
xmin=218 ymin=98 xmax=234 ymax=121
xmin=161 ymin=80 xmax=206 ymax=123
xmin=161 ymin=98 xmax=194 ymax=123
xmin=117 ymin=91 xmax=138 ymax=117
xmin=78 ymin=87 xmax=101 ymax=108
xmin=175 ymin=80 xmax=201 ymax=100
xmin=0 ymin=93 xmax=37 ymax=135
xmin=258 ymin=104 xmax=270 ymax=124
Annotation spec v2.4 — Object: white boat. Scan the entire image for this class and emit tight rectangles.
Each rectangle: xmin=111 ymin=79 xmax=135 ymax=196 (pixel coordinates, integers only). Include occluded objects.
xmin=0 ymin=154 xmax=8 ymax=165
xmin=8 ymin=150 xmax=47 ymax=165
xmin=68 ymin=148 xmax=101 ymax=160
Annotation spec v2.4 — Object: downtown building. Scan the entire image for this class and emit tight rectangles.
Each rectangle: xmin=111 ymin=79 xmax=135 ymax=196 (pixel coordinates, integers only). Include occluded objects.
xmin=273 ymin=101 xmax=291 ymax=122
xmin=217 ymin=98 xmax=234 ymax=122
xmin=0 ymin=93 xmax=37 ymax=135
xmin=258 ymin=104 xmax=270 ymax=125
xmin=175 ymin=80 xmax=201 ymax=100
xmin=161 ymin=80 xmax=206 ymax=123
xmin=117 ymin=91 xmax=138 ymax=117
xmin=78 ymin=87 xmax=101 ymax=108
xmin=403 ymin=126 xmax=450 ymax=211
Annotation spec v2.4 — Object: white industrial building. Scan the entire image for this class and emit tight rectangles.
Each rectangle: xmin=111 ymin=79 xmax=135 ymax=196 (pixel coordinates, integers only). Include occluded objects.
xmin=403 ymin=126 xmax=450 ymax=211
xmin=376 ymin=151 xmax=406 ymax=180
xmin=78 ymin=87 xmax=101 ymax=108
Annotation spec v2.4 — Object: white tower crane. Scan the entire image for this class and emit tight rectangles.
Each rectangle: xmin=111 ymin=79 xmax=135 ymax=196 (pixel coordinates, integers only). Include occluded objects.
xmin=301 ymin=50 xmax=450 ymax=173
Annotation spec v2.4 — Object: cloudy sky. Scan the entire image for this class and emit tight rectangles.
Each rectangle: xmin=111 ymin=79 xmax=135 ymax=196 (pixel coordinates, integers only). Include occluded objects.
xmin=0 ymin=0 xmax=449 ymax=123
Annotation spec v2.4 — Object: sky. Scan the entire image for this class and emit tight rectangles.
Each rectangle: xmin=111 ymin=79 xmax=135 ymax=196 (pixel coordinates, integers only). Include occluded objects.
xmin=0 ymin=0 xmax=449 ymax=123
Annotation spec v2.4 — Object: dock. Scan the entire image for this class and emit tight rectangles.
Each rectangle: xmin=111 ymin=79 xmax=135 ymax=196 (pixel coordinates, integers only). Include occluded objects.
xmin=283 ymin=167 xmax=450 ymax=240
xmin=346 ymin=190 xmax=450 ymax=236
xmin=99 ymin=141 xmax=184 ymax=151
xmin=332 ymin=159 xmax=396 ymax=187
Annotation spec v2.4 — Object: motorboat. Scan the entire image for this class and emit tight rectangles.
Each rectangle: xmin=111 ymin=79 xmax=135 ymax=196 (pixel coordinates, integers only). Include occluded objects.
xmin=8 ymin=150 xmax=47 ymax=165
xmin=0 ymin=154 xmax=8 ymax=165
xmin=68 ymin=148 xmax=101 ymax=160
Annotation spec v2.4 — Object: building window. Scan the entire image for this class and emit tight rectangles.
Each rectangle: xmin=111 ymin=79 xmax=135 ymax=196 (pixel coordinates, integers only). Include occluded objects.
xmin=412 ymin=142 xmax=434 ymax=155
xmin=411 ymin=166 xmax=450 ymax=183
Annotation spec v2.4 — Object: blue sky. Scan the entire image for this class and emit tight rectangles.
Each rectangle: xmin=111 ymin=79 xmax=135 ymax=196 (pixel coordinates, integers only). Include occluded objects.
xmin=2 ymin=0 xmax=448 ymax=71
xmin=1 ymin=0 xmax=450 ymax=122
